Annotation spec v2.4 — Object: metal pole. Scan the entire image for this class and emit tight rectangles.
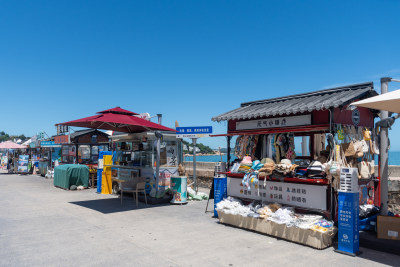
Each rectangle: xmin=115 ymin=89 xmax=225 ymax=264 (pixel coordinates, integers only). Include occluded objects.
xmin=155 ymin=114 xmax=162 ymax=195
xmin=192 ymin=138 xmax=197 ymax=193
xmin=227 ymin=136 xmax=231 ymax=168
xmin=380 ymin=77 xmax=391 ymax=215
xmin=301 ymin=136 xmax=307 ymax=156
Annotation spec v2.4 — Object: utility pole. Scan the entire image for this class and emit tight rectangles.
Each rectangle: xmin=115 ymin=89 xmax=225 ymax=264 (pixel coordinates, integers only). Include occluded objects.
xmin=192 ymin=138 xmax=197 ymax=193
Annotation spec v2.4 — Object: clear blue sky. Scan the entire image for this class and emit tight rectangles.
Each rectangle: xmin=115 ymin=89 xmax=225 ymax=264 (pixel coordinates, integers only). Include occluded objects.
xmin=1 ymin=1 xmax=400 ymax=150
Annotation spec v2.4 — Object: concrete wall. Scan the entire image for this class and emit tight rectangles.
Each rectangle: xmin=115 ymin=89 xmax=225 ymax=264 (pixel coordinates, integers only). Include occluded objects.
xmin=182 ymin=162 xmax=215 ymax=178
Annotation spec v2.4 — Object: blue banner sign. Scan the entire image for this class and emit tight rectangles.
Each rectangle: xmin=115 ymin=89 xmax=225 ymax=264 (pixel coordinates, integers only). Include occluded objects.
xmin=40 ymin=141 xmax=61 ymax=147
xmin=337 ymin=192 xmax=359 ymax=256
xmin=176 ymin=126 xmax=212 ymax=138
xmin=214 ymin=177 xmax=227 ymax=217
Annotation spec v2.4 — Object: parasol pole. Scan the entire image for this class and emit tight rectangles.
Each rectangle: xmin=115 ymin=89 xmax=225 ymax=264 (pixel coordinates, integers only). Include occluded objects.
xmin=155 ymin=114 xmax=162 ymax=196
xmin=379 ymin=77 xmax=400 ymax=215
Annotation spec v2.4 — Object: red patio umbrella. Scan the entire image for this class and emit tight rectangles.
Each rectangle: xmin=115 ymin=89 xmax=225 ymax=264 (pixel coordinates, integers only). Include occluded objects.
xmin=56 ymin=107 xmax=176 ymax=133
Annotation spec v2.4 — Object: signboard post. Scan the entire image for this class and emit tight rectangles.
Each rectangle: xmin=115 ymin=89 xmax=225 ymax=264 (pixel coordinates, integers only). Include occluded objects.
xmin=336 ymin=192 xmax=360 ymax=256
xmin=176 ymin=126 xmax=213 ymax=192
xmin=18 ymin=155 xmax=29 ymax=173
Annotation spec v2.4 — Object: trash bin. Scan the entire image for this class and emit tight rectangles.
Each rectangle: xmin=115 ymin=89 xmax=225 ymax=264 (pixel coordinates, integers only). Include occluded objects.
xmin=214 ymin=177 xmax=227 ymax=217
xmin=170 ymin=176 xmax=187 ymax=204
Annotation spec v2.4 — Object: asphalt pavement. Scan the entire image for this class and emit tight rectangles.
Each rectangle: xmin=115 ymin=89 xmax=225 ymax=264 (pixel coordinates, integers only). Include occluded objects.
xmin=0 ymin=173 xmax=399 ymax=267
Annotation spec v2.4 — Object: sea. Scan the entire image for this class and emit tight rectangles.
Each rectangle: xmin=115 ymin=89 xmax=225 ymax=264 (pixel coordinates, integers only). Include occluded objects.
xmin=184 ymin=151 xmax=400 ymax=165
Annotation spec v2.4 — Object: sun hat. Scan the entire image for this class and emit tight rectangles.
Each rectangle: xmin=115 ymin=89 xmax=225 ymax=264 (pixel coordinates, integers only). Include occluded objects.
xmin=261 ymin=158 xmax=274 ymax=164
xmin=280 ymin=159 xmax=292 ymax=166
xmin=241 ymin=156 xmax=252 ymax=165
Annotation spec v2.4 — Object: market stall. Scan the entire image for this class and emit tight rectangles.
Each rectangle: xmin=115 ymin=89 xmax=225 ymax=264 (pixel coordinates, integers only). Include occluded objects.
xmin=0 ymin=141 xmax=28 ymax=173
xmin=109 ymin=131 xmax=182 ymax=199
xmin=56 ymin=107 xmax=178 ymax=200
xmin=58 ymin=129 xmax=110 ymax=165
xmin=39 ymin=140 xmax=62 ymax=176
xmin=211 ymin=82 xmax=380 ymax=248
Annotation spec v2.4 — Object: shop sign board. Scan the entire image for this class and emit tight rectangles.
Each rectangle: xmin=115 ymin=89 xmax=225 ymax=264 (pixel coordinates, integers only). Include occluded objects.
xmin=227 ymin=178 xmax=327 ymax=210
xmin=18 ymin=155 xmax=29 ymax=173
xmin=56 ymin=125 xmax=69 ymax=135
xmin=40 ymin=141 xmax=61 ymax=147
xmin=176 ymin=126 xmax=212 ymax=138
xmin=236 ymin=114 xmax=311 ymax=131
xmin=55 ymin=135 xmax=70 ymax=144
xmin=337 ymin=192 xmax=359 ymax=255
xmin=166 ymin=145 xmax=177 ymax=166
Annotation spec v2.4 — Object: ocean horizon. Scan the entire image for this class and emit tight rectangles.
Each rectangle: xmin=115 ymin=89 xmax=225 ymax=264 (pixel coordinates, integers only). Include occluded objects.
xmin=184 ymin=151 xmax=400 ymax=165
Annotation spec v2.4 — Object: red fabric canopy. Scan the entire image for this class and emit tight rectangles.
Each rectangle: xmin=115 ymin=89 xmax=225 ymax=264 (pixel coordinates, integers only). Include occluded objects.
xmin=0 ymin=141 xmax=26 ymax=149
xmin=97 ymin=107 xmax=138 ymax=115
xmin=57 ymin=108 xmax=175 ymax=133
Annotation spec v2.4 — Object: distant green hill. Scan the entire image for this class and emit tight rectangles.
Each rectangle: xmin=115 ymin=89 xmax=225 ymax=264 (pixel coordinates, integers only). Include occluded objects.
xmin=182 ymin=140 xmax=215 ymax=154
xmin=0 ymin=131 xmax=28 ymax=142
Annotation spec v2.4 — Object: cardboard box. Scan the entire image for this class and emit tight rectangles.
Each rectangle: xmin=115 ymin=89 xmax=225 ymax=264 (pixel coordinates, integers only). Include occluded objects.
xmin=377 ymin=216 xmax=400 ymax=240
xmin=218 ymin=211 xmax=337 ymax=249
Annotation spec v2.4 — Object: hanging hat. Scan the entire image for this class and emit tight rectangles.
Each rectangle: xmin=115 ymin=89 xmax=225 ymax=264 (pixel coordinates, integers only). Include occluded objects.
xmin=240 ymin=156 xmax=252 ymax=165
xmin=261 ymin=158 xmax=274 ymax=164
xmin=259 ymin=161 xmax=275 ymax=175
xmin=280 ymin=159 xmax=292 ymax=166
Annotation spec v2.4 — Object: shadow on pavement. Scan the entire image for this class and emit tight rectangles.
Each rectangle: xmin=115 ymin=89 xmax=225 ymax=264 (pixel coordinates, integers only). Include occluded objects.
xmin=331 ymin=231 xmax=400 ymax=265
xmin=359 ymin=231 xmax=400 ymax=255
xmin=69 ymin=197 xmax=170 ymax=214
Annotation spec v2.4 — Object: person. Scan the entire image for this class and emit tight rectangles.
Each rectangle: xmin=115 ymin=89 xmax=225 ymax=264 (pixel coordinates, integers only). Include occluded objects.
xmin=7 ymin=156 xmax=13 ymax=173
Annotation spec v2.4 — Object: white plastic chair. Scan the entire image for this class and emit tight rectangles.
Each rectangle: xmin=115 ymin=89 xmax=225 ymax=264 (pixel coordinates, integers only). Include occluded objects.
xmin=134 ymin=182 xmax=147 ymax=207
xmin=124 ymin=182 xmax=147 ymax=207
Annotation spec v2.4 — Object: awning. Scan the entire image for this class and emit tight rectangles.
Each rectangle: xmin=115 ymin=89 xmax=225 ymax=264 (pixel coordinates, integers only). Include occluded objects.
xmin=57 ymin=107 xmax=176 ymax=133
xmin=351 ymin=89 xmax=400 ymax=114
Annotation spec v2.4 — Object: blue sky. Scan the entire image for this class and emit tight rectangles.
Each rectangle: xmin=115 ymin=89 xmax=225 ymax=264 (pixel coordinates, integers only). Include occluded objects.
xmin=1 ymin=1 xmax=400 ymax=150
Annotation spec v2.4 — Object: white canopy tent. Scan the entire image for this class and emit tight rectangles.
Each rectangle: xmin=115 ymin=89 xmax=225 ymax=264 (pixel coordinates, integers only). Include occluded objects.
xmin=351 ymin=88 xmax=400 ymax=114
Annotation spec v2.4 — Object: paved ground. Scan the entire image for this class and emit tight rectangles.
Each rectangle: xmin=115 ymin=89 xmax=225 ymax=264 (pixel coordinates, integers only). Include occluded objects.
xmin=0 ymin=173 xmax=399 ymax=267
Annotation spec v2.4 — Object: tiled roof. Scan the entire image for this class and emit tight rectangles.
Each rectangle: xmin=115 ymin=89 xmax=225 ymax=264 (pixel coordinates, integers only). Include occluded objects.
xmin=69 ymin=129 xmax=109 ymax=139
xmin=212 ymin=82 xmax=376 ymax=122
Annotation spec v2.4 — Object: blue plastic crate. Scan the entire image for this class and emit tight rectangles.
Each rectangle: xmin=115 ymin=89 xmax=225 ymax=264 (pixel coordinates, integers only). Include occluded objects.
xmin=359 ymin=214 xmax=377 ymax=231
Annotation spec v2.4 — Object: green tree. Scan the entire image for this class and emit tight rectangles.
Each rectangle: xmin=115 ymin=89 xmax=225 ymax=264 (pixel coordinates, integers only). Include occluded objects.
xmin=181 ymin=139 xmax=215 ymax=154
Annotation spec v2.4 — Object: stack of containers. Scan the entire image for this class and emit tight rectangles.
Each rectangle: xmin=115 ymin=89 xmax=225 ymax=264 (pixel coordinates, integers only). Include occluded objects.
xmin=97 ymin=151 xmax=112 ymax=193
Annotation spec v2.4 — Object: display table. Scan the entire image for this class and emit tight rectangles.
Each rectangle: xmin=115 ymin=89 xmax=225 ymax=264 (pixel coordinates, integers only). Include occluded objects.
xmin=218 ymin=211 xmax=337 ymax=249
